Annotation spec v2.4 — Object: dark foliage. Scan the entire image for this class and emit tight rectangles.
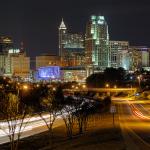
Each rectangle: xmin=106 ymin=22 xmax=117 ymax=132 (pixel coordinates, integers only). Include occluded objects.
xmin=86 ymin=67 xmax=126 ymax=88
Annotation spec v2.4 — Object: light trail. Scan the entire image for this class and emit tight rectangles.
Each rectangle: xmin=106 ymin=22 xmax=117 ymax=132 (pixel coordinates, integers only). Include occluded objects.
xmin=130 ymin=104 xmax=150 ymax=120
xmin=0 ymin=114 xmax=55 ymax=138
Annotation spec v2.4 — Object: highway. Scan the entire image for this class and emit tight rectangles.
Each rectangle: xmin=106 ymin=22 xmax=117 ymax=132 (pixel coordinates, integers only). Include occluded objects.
xmin=113 ymin=97 xmax=150 ymax=150
xmin=1 ymin=95 xmax=150 ymax=150
xmin=0 ymin=114 xmax=63 ymax=145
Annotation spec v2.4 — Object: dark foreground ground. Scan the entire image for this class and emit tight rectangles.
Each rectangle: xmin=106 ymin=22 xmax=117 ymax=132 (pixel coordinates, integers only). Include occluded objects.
xmin=0 ymin=113 xmax=125 ymax=150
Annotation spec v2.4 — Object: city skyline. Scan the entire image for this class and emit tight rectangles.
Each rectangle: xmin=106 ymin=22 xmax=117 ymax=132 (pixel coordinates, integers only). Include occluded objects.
xmin=1 ymin=1 xmax=150 ymax=149
xmin=0 ymin=0 xmax=150 ymax=57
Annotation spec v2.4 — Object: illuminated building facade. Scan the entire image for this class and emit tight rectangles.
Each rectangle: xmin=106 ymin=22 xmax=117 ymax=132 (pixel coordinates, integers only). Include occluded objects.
xmin=63 ymin=33 xmax=84 ymax=66
xmin=0 ymin=36 xmax=14 ymax=75
xmin=58 ymin=19 xmax=85 ymax=66
xmin=0 ymin=36 xmax=13 ymax=53
xmin=109 ymin=41 xmax=129 ymax=69
xmin=0 ymin=47 xmax=30 ymax=78
xmin=0 ymin=55 xmax=5 ymax=75
xmin=61 ymin=67 xmax=86 ymax=82
xmin=0 ymin=49 xmax=22 ymax=76
xmin=36 ymin=54 xmax=60 ymax=70
xmin=37 ymin=66 xmax=60 ymax=80
xmin=129 ymin=46 xmax=150 ymax=71
xmin=59 ymin=18 xmax=67 ymax=60
xmin=85 ymin=15 xmax=109 ymax=70
xmin=64 ymin=34 xmax=84 ymax=50
xmin=119 ymin=50 xmax=131 ymax=70
xmin=35 ymin=66 xmax=86 ymax=82
xmin=11 ymin=52 xmax=30 ymax=78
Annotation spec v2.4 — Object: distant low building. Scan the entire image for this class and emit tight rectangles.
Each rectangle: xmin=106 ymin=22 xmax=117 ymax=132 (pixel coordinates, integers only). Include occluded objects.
xmin=109 ymin=41 xmax=129 ymax=69
xmin=36 ymin=66 xmax=60 ymax=81
xmin=61 ymin=66 xmax=86 ymax=82
xmin=35 ymin=66 xmax=87 ymax=82
xmin=129 ymin=46 xmax=150 ymax=71
xmin=11 ymin=52 xmax=30 ymax=78
xmin=36 ymin=54 xmax=60 ymax=70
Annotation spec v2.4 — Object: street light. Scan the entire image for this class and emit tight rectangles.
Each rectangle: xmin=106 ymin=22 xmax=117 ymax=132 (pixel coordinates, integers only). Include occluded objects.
xmin=23 ymin=85 xmax=28 ymax=90
xmin=36 ymin=84 xmax=40 ymax=88
xmin=137 ymin=75 xmax=142 ymax=89
xmin=82 ymin=84 xmax=86 ymax=89
xmin=105 ymin=84 xmax=109 ymax=88
xmin=75 ymin=86 xmax=79 ymax=90
xmin=52 ymin=87 xmax=56 ymax=91
xmin=114 ymin=85 xmax=117 ymax=89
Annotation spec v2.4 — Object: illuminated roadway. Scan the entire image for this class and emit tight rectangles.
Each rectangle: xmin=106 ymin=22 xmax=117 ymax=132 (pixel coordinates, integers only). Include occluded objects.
xmin=64 ymin=87 xmax=137 ymax=94
xmin=0 ymin=114 xmax=63 ymax=145
xmin=1 ymin=90 xmax=150 ymax=149
xmin=113 ymin=97 xmax=150 ymax=150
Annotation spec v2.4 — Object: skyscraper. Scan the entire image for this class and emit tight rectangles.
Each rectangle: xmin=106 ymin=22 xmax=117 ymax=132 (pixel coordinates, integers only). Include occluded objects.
xmin=85 ymin=15 xmax=110 ymax=70
xmin=58 ymin=18 xmax=85 ymax=67
xmin=59 ymin=18 xmax=67 ymax=59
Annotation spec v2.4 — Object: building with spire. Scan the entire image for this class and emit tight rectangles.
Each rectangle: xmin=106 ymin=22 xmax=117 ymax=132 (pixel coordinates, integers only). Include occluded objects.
xmin=59 ymin=18 xmax=67 ymax=60
xmin=58 ymin=18 xmax=85 ymax=67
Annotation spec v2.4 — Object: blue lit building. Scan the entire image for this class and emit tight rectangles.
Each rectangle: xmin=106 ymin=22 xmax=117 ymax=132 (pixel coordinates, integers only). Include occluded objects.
xmin=36 ymin=66 xmax=60 ymax=80
xmin=35 ymin=66 xmax=87 ymax=82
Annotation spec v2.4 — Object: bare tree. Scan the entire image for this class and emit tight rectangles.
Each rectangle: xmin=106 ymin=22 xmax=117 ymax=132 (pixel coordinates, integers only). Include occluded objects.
xmin=38 ymin=90 xmax=59 ymax=148
xmin=73 ymin=97 xmax=90 ymax=134
xmin=0 ymin=93 xmax=32 ymax=150
xmin=60 ymin=104 xmax=75 ymax=139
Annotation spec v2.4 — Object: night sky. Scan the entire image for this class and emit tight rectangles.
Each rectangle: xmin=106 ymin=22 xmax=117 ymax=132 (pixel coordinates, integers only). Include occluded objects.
xmin=0 ymin=0 xmax=150 ymax=57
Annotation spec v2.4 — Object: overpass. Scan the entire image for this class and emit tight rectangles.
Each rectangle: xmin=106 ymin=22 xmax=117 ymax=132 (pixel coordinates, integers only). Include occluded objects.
xmin=63 ymin=88 xmax=137 ymax=94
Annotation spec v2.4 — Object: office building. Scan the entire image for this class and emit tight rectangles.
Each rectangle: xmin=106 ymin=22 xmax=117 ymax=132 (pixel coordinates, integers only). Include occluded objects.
xmin=59 ymin=18 xmax=67 ymax=59
xmin=129 ymin=46 xmax=150 ymax=71
xmin=0 ymin=54 xmax=5 ymax=75
xmin=0 ymin=36 xmax=13 ymax=53
xmin=85 ymin=15 xmax=109 ymax=70
xmin=36 ymin=54 xmax=60 ymax=70
xmin=109 ymin=41 xmax=129 ymax=68
xmin=11 ymin=52 xmax=30 ymax=78
xmin=58 ymin=19 xmax=85 ymax=67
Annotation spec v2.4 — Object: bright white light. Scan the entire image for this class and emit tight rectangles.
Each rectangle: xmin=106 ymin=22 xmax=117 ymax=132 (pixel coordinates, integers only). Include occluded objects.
xmin=98 ymin=20 xmax=104 ymax=24
xmin=0 ymin=114 xmax=54 ymax=137
xmin=99 ymin=16 xmax=104 ymax=20
xmin=8 ymin=49 xmax=20 ymax=54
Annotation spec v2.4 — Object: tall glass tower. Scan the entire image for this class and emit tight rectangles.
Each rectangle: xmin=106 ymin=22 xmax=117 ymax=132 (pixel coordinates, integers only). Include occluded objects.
xmin=85 ymin=15 xmax=110 ymax=70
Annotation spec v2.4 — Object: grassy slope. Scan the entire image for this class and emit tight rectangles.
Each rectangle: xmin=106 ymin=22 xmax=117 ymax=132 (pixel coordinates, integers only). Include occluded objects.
xmin=1 ymin=113 xmax=125 ymax=150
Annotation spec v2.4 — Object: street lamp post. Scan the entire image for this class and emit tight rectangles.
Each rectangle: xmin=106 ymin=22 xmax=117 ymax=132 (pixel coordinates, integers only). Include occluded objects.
xmin=105 ymin=83 xmax=109 ymax=88
xmin=105 ymin=83 xmax=110 ymax=96
xmin=137 ymin=75 xmax=141 ymax=89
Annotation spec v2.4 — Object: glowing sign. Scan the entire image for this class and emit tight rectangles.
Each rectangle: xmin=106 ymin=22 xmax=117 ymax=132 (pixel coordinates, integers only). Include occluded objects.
xmin=38 ymin=66 xmax=60 ymax=79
